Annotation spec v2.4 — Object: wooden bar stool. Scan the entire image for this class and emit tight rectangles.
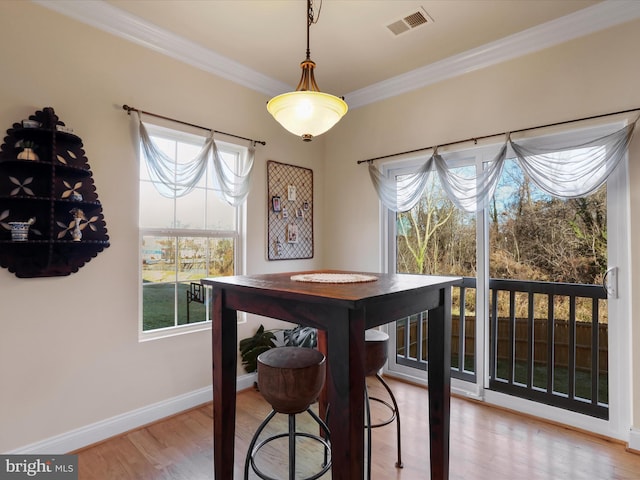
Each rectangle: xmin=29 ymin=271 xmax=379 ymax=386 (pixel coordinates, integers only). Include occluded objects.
xmin=244 ymin=346 xmax=331 ymax=480
xmin=365 ymin=329 xmax=403 ymax=477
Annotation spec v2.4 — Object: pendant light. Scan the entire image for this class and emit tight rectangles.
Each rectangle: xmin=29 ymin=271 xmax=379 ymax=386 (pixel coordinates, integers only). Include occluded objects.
xmin=267 ymin=0 xmax=348 ymax=142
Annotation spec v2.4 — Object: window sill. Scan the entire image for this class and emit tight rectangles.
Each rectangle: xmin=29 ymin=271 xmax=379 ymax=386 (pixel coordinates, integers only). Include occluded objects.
xmin=138 ymin=312 xmax=247 ymax=342
xmin=139 ymin=321 xmax=211 ymax=342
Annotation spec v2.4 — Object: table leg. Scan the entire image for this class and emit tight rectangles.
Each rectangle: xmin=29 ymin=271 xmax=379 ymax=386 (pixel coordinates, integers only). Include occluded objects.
xmin=325 ymin=309 xmax=366 ymax=479
xmin=212 ymin=288 xmax=237 ymax=479
xmin=317 ymin=329 xmax=328 ymax=422
xmin=427 ymin=287 xmax=452 ymax=480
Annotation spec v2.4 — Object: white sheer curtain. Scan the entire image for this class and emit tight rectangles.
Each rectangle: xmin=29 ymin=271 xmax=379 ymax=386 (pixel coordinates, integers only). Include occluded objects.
xmin=509 ymin=123 xmax=634 ymax=198
xmin=135 ymin=112 xmax=254 ymax=206
xmin=369 ymin=118 xmax=637 ymax=213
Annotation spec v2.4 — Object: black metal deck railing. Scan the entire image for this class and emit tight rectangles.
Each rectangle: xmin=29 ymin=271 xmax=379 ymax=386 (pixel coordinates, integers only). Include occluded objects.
xmin=395 ymin=277 xmax=609 ymax=419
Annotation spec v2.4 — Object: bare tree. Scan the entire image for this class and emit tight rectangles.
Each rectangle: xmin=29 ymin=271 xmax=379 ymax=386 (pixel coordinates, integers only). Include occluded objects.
xmin=397 ymin=179 xmax=455 ymax=274
xmin=396 ymin=160 xmax=607 ymax=286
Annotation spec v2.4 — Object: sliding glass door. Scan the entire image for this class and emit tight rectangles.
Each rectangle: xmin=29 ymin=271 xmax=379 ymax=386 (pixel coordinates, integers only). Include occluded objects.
xmin=384 ymin=123 xmax=630 ymax=439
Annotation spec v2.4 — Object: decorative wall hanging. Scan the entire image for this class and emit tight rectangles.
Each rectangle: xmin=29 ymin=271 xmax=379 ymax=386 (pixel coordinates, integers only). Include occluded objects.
xmin=0 ymin=107 xmax=109 ymax=277
xmin=267 ymin=160 xmax=313 ymax=260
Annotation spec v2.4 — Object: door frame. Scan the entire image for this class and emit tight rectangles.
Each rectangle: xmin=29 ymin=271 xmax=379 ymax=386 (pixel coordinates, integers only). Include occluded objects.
xmin=381 ymin=123 xmax=631 ymax=441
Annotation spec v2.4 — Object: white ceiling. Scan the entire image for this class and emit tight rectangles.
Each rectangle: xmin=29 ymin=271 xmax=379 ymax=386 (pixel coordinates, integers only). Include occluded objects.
xmin=36 ymin=0 xmax=640 ymax=108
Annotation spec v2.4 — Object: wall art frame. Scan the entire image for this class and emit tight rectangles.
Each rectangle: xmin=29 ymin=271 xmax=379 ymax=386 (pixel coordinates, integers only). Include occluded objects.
xmin=267 ymin=160 xmax=313 ymax=260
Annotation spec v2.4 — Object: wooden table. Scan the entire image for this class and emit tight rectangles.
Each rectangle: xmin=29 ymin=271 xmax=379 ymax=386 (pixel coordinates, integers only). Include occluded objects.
xmin=202 ymin=270 xmax=461 ymax=479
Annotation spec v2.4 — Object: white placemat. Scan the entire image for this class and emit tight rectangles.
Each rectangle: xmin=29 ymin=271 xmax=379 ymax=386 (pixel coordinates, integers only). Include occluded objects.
xmin=290 ymin=273 xmax=378 ymax=283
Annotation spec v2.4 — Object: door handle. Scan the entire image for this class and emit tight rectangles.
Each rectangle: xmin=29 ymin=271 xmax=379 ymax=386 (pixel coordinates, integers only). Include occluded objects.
xmin=603 ymin=266 xmax=618 ymax=299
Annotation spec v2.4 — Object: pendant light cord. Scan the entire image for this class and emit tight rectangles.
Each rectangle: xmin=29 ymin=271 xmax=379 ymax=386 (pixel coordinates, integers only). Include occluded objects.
xmin=306 ymin=0 xmax=312 ymax=60
xmin=306 ymin=0 xmax=321 ymax=61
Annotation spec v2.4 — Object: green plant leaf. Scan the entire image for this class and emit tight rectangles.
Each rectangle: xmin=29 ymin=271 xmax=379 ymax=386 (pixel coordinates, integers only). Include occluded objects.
xmin=241 ymin=345 xmax=272 ymax=373
xmin=239 ymin=324 xmax=277 ymax=373
xmin=286 ymin=325 xmax=317 ymax=348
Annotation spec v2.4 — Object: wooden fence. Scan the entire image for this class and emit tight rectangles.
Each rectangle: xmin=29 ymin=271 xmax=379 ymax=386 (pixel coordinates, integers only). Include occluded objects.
xmin=396 ymin=315 xmax=608 ymax=374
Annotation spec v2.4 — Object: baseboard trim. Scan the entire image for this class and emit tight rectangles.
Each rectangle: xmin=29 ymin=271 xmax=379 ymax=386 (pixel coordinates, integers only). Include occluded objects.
xmin=7 ymin=373 xmax=257 ymax=454
xmin=629 ymin=427 xmax=640 ymax=452
xmin=236 ymin=372 xmax=257 ymax=391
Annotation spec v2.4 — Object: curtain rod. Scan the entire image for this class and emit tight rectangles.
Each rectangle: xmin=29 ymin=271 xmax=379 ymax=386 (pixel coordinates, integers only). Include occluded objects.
xmin=122 ymin=104 xmax=266 ymax=146
xmin=357 ymin=106 xmax=640 ymax=164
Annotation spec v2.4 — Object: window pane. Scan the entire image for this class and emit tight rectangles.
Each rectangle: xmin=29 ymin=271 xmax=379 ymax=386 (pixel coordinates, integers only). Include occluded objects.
xmin=140 ymin=181 xmax=175 ymax=228
xmin=142 ymin=236 xmax=177 ymax=283
xmin=396 ymin=172 xmax=476 ymax=276
xmin=488 ymin=156 xmax=609 ymax=411
xmin=395 ymin=166 xmax=477 ymax=377
xmin=143 ymin=283 xmax=176 ymax=330
xmin=152 ymin=136 xmax=177 ymax=157
xmin=218 ymin=150 xmax=238 ymax=171
xmin=178 ymin=281 xmax=207 ymax=325
xmin=176 ymin=188 xmax=206 ymax=230
xmin=489 ymin=158 xmax=607 ymax=284
xmin=208 ymin=237 xmax=235 ymax=277
xmin=205 ymin=192 xmax=236 ymax=230
xmin=177 ymin=237 xmax=208 ymax=282
xmin=177 ymin=141 xmax=207 ymax=188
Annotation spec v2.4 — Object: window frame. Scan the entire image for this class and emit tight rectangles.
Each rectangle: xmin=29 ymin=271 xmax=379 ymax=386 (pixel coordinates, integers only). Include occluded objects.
xmin=137 ymin=123 xmax=246 ymax=341
xmin=382 ymin=122 xmax=631 ymax=440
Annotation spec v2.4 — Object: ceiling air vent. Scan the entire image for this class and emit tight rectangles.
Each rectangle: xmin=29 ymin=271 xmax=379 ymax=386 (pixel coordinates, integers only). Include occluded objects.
xmin=386 ymin=8 xmax=433 ymax=36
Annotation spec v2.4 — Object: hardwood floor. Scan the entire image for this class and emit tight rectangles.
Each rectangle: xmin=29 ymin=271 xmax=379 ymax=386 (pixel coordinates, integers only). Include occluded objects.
xmin=75 ymin=377 xmax=640 ymax=479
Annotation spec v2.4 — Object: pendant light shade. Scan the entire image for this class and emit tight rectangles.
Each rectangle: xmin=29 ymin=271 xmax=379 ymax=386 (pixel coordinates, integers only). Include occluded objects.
xmin=267 ymin=0 xmax=348 ymax=142
xmin=267 ymin=90 xmax=348 ymax=141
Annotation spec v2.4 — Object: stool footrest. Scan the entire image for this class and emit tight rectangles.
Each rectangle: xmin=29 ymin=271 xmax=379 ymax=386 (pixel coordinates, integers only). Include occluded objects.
xmin=244 ymin=408 xmax=331 ymax=480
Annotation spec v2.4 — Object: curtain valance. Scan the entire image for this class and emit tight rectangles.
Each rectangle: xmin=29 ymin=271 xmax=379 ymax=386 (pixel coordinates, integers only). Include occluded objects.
xmin=369 ymin=118 xmax=638 ymax=213
xmin=134 ymin=111 xmax=254 ymax=207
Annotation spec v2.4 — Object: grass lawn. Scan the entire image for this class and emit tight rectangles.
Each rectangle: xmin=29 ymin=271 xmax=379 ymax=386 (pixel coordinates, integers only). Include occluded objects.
xmin=451 ymin=353 xmax=608 ymax=404
xmin=497 ymin=359 xmax=608 ymax=404
xmin=143 ymin=282 xmax=207 ymax=331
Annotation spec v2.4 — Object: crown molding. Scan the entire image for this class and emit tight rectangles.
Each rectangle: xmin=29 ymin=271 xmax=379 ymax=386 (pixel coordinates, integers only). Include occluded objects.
xmin=33 ymin=0 xmax=640 ymax=109
xmin=346 ymin=1 xmax=640 ymax=108
xmin=31 ymin=0 xmax=291 ymax=96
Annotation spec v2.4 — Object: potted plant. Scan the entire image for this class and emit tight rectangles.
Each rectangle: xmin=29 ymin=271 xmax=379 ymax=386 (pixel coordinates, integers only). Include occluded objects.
xmin=283 ymin=324 xmax=318 ymax=348
xmin=239 ymin=324 xmax=318 ymax=374
xmin=239 ymin=325 xmax=276 ymax=374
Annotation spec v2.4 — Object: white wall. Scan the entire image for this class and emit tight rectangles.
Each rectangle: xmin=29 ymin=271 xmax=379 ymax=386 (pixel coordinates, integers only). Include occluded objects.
xmin=322 ymin=20 xmax=640 ymax=436
xmin=2 ymin=1 xmax=640 ymax=454
xmin=0 ymin=2 xmax=324 ymax=452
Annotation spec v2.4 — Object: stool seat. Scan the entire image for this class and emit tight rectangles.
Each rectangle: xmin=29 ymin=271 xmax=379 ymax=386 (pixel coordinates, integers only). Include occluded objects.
xmin=258 ymin=346 xmax=326 ymax=414
xmin=365 ymin=329 xmax=389 ymax=376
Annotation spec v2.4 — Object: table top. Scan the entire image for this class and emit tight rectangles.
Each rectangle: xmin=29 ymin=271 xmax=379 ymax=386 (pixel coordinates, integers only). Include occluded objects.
xmin=202 ymin=270 xmax=461 ymax=310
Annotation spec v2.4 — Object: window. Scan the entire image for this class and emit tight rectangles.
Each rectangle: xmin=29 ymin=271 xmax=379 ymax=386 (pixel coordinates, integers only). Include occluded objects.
xmin=139 ymin=124 xmax=245 ymax=334
xmin=384 ymin=123 xmax=631 ymax=438
xmin=391 ymin=153 xmax=479 ymax=381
